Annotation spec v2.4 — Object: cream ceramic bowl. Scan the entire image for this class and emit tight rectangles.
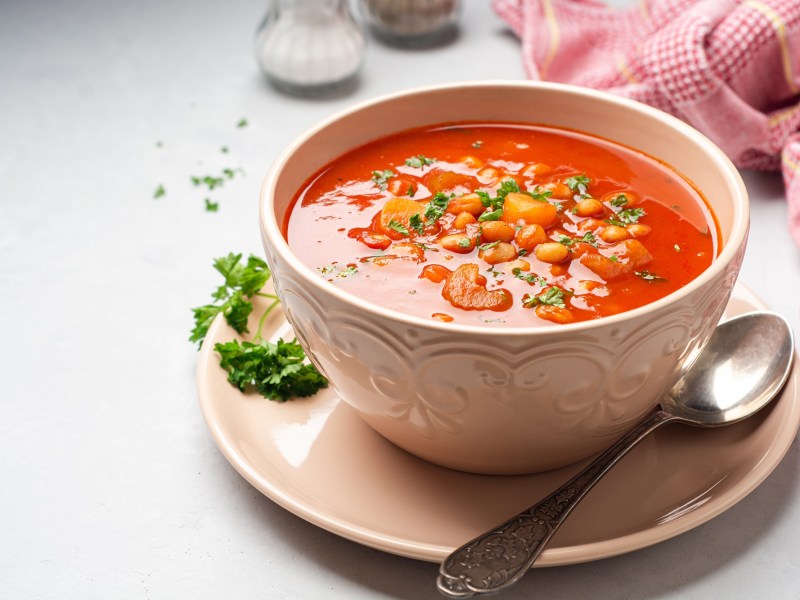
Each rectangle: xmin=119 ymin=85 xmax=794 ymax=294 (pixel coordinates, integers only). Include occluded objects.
xmin=259 ymin=81 xmax=748 ymax=475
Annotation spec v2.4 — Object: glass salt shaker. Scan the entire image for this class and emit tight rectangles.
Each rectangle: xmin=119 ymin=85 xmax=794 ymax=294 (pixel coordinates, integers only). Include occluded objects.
xmin=255 ymin=0 xmax=366 ymax=95
xmin=358 ymin=0 xmax=462 ymax=47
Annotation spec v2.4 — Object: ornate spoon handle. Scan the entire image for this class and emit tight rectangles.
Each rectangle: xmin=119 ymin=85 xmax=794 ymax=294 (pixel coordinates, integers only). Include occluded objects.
xmin=437 ymin=410 xmax=677 ymax=598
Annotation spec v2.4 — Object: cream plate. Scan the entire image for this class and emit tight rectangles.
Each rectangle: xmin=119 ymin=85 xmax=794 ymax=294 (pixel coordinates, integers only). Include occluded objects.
xmin=196 ymin=282 xmax=799 ymax=566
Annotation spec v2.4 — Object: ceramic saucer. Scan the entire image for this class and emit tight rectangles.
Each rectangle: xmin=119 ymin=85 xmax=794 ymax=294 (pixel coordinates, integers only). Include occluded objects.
xmin=196 ymin=282 xmax=799 ymax=566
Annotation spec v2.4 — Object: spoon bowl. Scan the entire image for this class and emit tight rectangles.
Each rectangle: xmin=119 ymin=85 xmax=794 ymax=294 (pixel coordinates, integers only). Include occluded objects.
xmin=438 ymin=311 xmax=794 ymax=598
xmin=663 ymin=312 xmax=794 ymax=426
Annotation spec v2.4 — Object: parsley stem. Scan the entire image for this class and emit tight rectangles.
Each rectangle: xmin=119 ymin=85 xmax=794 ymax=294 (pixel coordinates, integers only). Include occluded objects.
xmin=254 ymin=297 xmax=281 ymax=342
xmin=255 ymin=292 xmax=279 ymax=299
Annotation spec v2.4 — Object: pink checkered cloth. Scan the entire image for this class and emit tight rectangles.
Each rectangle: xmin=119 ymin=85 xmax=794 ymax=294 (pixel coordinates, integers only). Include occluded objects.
xmin=493 ymin=0 xmax=800 ymax=244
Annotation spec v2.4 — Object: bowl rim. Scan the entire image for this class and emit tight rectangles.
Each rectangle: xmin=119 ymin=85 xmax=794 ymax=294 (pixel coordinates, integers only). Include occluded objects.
xmin=259 ymin=80 xmax=749 ymax=337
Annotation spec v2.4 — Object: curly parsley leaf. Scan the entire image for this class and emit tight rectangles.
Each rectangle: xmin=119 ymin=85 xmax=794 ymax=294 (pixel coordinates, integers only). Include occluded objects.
xmin=190 ymin=253 xmax=271 ymax=347
xmin=610 ymin=194 xmax=629 ymax=207
xmin=565 ymin=175 xmax=591 ymax=195
xmin=404 ymin=155 xmax=436 ymax=168
xmin=387 ymin=218 xmax=410 ymax=236
xmin=423 ymin=192 xmax=451 ymax=223
xmin=409 ymin=213 xmax=425 ymax=235
xmin=557 ymin=231 xmax=597 ymax=248
xmin=523 ymin=287 xmax=566 ymax=308
xmin=478 ymin=208 xmax=503 ymax=222
xmin=214 ymin=338 xmax=328 ymax=402
xmin=204 ymin=198 xmax=219 ymax=212
xmin=608 ymin=207 xmax=646 ymax=226
xmin=154 ymin=184 xmax=165 ymax=199
xmin=512 ymin=268 xmax=547 ymax=286
xmin=371 ymin=169 xmax=395 ymax=191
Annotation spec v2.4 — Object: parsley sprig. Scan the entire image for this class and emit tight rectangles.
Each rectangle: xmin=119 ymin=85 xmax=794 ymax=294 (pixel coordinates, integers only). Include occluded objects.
xmin=557 ymin=231 xmax=598 ymax=248
xmin=190 ymin=253 xmax=276 ymax=347
xmin=404 ymin=155 xmax=436 ymax=168
xmin=523 ymin=287 xmax=567 ymax=308
xmin=565 ymin=174 xmax=591 ymax=195
xmin=191 ymin=253 xmax=328 ymax=401
xmin=607 ymin=207 xmax=646 ymax=226
xmin=512 ymin=268 xmax=547 ymax=286
xmin=215 ymin=338 xmax=328 ymax=402
xmin=371 ymin=169 xmax=395 ymax=191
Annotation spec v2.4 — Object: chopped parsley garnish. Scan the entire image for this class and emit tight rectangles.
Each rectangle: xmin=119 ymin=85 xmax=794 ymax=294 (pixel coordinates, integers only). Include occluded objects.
xmin=338 ymin=265 xmax=359 ymax=277
xmin=192 ymin=174 xmax=225 ymax=190
xmin=478 ymin=241 xmax=500 ymax=251
xmin=472 ymin=140 xmax=484 ymax=148
xmin=565 ymin=175 xmax=591 ymax=194
xmin=610 ymin=194 xmax=629 ymax=207
xmin=317 ymin=264 xmax=336 ymax=275
xmin=423 ymin=192 xmax=451 ymax=223
xmin=387 ymin=219 xmax=410 ymax=236
xmin=204 ymin=198 xmax=219 ymax=212
xmin=608 ymin=207 xmax=646 ymax=226
xmin=407 ymin=184 xmax=416 ymax=197
xmin=478 ymin=208 xmax=503 ymax=222
xmin=154 ymin=184 xmax=165 ymax=199
xmin=512 ymin=268 xmax=547 ymax=286
xmin=609 ymin=255 xmax=620 ymax=262
xmin=558 ymin=231 xmax=598 ymax=248
xmin=404 ymin=155 xmax=436 ymax=168
xmin=371 ymin=169 xmax=395 ymax=191
xmin=190 ymin=253 xmax=273 ymax=347
xmin=409 ymin=213 xmax=425 ymax=235
xmin=236 ymin=118 xmax=248 ymax=128
xmin=214 ymin=338 xmax=328 ymax=402
xmin=523 ymin=287 xmax=566 ymax=308
xmin=528 ymin=186 xmax=554 ymax=202
xmin=220 ymin=146 xmax=229 ymax=154
xmin=457 ymin=238 xmax=472 ymax=249
xmin=635 ymin=270 xmax=666 ymax=282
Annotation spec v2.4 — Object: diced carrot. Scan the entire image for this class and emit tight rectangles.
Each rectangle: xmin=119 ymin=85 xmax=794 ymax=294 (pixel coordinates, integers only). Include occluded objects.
xmin=425 ymin=170 xmax=474 ymax=194
xmin=419 ymin=264 xmax=452 ymax=283
xmin=441 ymin=263 xmax=513 ymax=312
xmin=535 ymin=304 xmax=575 ymax=324
xmin=580 ymin=239 xmax=652 ymax=280
xmin=501 ymin=192 xmax=557 ymax=227
xmin=377 ymin=198 xmax=424 ymax=239
xmin=357 ymin=231 xmax=392 ymax=250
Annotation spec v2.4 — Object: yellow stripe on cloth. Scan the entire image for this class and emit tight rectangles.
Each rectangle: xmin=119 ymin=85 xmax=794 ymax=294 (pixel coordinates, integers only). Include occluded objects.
xmin=540 ymin=0 xmax=561 ymax=80
xmin=617 ymin=56 xmax=640 ymax=84
xmin=784 ymin=148 xmax=800 ymax=177
xmin=743 ymin=0 xmax=798 ymax=94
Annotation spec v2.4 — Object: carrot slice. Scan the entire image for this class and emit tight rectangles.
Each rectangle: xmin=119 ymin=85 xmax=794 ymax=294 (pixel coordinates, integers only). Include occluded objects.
xmin=377 ymin=198 xmax=425 ymax=239
xmin=501 ymin=192 xmax=557 ymax=227
xmin=581 ymin=239 xmax=652 ymax=280
xmin=442 ymin=263 xmax=513 ymax=312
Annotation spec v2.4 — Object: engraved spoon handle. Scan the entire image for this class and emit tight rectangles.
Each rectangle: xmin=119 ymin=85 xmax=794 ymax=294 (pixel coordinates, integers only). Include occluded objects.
xmin=437 ymin=410 xmax=677 ymax=598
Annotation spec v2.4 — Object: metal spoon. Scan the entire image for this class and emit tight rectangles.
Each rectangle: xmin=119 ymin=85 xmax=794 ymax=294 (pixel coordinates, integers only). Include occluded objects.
xmin=438 ymin=311 xmax=794 ymax=598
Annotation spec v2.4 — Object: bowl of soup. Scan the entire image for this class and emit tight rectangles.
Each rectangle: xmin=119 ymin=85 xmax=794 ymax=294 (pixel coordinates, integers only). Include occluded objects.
xmin=259 ymin=81 xmax=748 ymax=475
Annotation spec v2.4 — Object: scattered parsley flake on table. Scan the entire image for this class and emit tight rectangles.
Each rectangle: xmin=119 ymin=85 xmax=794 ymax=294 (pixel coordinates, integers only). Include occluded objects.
xmin=191 ymin=253 xmax=327 ymax=401
xmin=154 ymin=184 xmax=165 ymax=199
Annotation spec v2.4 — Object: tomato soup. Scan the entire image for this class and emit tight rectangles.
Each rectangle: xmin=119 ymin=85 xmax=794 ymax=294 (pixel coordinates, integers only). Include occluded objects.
xmin=285 ymin=123 xmax=718 ymax=327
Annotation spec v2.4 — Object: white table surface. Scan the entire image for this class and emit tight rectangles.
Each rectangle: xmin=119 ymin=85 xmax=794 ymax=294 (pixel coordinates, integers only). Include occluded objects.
xmin=2 ymin=1 xmax=800 ymax=598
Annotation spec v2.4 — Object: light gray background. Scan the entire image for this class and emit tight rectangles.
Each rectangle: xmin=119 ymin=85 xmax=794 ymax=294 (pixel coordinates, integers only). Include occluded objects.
xmin=2 ymin=1 xmax=799 ymax=598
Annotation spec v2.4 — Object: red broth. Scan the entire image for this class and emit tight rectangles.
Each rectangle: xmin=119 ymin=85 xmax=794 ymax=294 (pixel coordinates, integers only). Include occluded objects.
xmin=284 ymin=123 xmax=718 ymax=327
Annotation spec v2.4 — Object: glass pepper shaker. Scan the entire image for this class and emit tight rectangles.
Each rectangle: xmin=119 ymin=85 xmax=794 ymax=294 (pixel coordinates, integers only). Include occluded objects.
xmin=255 ymin=0 xmax=366 ymax=95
